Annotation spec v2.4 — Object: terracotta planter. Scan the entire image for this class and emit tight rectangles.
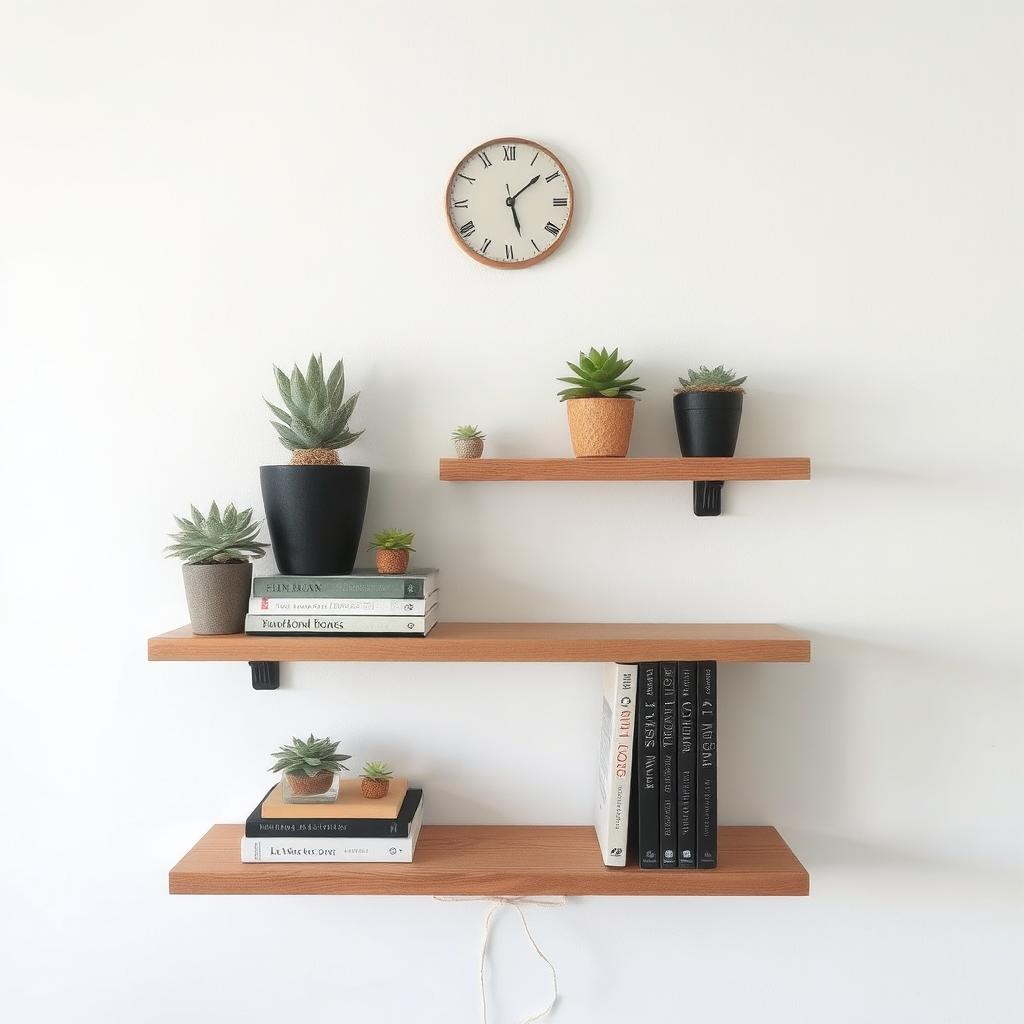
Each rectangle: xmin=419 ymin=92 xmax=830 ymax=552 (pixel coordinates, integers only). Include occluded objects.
xmin=376 ymin=549 xmax=410 ymax=574
xmin=286 ymin=771 xmax=335 ymax=796
xmin=181 ymin=561 xmax=253 ymax=635
xmin=361 ymin=777 xmax=390 ymax=799
xmin=454 ymin=437 xmax=484 ymax=459
xmin=565 ymin=397 xmax=635 ymax=457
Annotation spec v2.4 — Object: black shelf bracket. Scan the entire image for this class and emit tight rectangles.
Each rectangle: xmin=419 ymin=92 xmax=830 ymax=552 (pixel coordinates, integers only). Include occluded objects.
xmin=249 ymin=661 xmax=280 ymax=690
xmin=693 ymin=481 xmax=724 ymax=516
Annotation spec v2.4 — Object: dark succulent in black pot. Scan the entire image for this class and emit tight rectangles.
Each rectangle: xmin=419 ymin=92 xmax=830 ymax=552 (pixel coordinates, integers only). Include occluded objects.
xmin=673 ymin=366 xmax=747 ymax=516
xmin=260 ymin=355 xmax=369 ymax=575
xmin=673 ymin=365 xmax=747 ymax=456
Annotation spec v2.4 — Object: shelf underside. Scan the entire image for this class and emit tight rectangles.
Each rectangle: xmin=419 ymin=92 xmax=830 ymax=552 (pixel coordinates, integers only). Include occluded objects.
xmin=439 ymin=457 xmax=811 ymax=482
xmin=148 ymin=622 xmax=810 ymax=664
xmin=170 ymin=825 xmax=808 ymax=896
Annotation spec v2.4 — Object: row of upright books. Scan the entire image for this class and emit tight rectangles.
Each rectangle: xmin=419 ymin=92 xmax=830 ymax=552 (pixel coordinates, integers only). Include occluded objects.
xmin=244 ymin=569 xmax=439 ymax=636
xmin=242 ymin=779 xmax=425 ymax=862
xmin=594 ymin=661 xmax=717 ymax=869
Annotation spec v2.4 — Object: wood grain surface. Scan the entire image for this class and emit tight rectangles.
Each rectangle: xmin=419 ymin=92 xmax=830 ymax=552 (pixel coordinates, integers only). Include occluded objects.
xmin=148 ymin=622 xmax=811 ymax=663
xmin=170 ymin=824 xmax=809 ymax=896
xmin=439 ymin=457 xmax=811 ymax=481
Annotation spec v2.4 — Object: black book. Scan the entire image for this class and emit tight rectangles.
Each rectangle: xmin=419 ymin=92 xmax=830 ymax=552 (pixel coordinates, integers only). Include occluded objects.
xmin=659 ymin=661 xmax=677 ymax=868
xmin=636 ymin=663 xmax=660 ymax=869
xmin=245 ymin=787 xmax=423 ymax=838
xmin=697 ymin=661 xmax=717 ymax=868
xmin=676 ymin=661 xmax=697 ymax=869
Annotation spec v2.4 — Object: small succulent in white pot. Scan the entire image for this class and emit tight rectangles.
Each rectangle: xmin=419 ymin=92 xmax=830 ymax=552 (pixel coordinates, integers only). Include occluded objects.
xmin=165 ymin=502 xmax=266 ymax=635
xmin=451 ymin=425 xmax=486 ymax=459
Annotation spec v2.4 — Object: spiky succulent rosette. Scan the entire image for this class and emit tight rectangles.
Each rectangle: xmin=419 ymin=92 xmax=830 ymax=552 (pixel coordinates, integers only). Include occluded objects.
xmin=270 ymin=734 xmax=352 ymax=777
xmin=265 ymin=354 xmax=363 ymax=465
xmin=557 ymin=347 xmax=644 ymax=401
xmin=165 ymin=502 xmax=266 ymax=564
xmin=675 ymin=365 xmax=747 ymax=393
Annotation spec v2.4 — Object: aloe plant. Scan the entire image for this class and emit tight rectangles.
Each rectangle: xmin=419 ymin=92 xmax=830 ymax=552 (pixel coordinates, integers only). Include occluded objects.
xmin=451 ymin=425 xmax=486 ymax=440
xmin=265 ymin=354 xmax=363 ymax=465
xmin=368 ymin=529 xmax=415 ymax=552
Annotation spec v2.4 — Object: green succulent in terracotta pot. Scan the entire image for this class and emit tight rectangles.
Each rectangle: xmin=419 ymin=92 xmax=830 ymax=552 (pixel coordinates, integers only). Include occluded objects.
xmin=368 ymin=528 xmax=415 ymax=575
xmin=270 ymin=734 xmax=352 ymax=803
xmin=165 ymin=502 xmax=266 ymax=635
xmin=360 ymin=761 xmax=394 ymax=800
xmin=557 ymin=347 xmax=644 ymax=457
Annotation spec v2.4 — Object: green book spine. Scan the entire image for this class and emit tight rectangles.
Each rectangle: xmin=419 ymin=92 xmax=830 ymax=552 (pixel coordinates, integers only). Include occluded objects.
xmin=252 ymin=575 xmax=431 ymax=599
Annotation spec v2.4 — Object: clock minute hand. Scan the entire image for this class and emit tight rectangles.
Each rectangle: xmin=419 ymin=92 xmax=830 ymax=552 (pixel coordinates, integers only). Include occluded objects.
xmin=510 ymin=175 xmax=540 ymax=203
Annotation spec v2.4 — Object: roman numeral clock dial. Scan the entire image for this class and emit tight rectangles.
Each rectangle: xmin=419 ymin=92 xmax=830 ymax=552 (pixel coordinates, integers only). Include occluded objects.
xmin=446 ymin=138 xmax=573 ymax=268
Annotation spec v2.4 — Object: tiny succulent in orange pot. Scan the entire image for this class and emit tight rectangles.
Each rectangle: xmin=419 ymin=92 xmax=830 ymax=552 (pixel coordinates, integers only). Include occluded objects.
xmin=360 ymin=761 xmax=393 ymax=799
xmin=369 ymin=528 xmax=415 ymax=574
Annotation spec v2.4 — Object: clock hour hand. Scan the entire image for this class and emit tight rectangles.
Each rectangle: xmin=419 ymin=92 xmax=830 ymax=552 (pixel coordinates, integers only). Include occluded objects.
xmin=506 ymin=183 xmax=522 ymax=235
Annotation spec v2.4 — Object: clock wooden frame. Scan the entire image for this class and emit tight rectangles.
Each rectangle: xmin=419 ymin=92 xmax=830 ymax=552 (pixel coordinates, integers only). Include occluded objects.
xmin=445 ymin=137 xmax=574 ymax=270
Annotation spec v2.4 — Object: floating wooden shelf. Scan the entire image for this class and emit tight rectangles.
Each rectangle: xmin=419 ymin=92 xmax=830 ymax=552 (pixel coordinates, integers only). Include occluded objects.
xmin=439 ymin=457 xmax=811 ymax=482
xmin=170 ymin=824 xmax=808 ymax=896
xmin=148 ymin=622 xmax=811 ymax=667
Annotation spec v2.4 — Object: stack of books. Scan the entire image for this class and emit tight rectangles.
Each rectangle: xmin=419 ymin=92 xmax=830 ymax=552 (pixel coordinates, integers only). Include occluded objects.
xmin=593 ymin=661 xmax=717 ymax=870
xmin=241 ymin=779 xmax=425 ymax=862
xmin=244 ymin=569 xmax=439 ymax=636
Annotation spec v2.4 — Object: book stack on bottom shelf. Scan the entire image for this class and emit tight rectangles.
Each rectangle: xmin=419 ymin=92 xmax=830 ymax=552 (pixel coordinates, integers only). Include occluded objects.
xmin=244 ymin=568 xmax=439 ymax=636
xmin=242 ymin=780 xmax=425 ymax=863
xmin=594 ymin=661 xmax=717 ymax=870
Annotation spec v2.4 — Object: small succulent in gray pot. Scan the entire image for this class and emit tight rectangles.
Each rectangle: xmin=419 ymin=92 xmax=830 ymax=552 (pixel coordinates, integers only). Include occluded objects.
xmin=451 ymin=424 xmax=485 ymax=459
xmin=165 ymin=501 xmax=267 ymax=635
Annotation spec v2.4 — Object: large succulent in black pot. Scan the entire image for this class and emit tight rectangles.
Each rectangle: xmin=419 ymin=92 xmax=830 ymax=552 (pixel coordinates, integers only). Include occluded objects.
xmin=260 ymin=355 xmax=369 ymax=575
xmin=673 ymin=365 xmax=747 ymax=516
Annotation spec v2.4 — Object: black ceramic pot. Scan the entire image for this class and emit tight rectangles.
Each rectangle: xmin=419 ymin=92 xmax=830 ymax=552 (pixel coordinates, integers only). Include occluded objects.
xmin=673 ymin=391 xmax=743 ymax=456
xmin=260 ymin=465 xmax=370 ymax=575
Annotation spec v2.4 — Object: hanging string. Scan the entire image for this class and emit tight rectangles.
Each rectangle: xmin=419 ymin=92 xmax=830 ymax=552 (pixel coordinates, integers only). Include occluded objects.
xmin=434 ymin=896 xmax=566 ymax=1024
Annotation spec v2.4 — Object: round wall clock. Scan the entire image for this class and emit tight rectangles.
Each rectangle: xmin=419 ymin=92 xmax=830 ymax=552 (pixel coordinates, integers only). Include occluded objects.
xmin=446 ymin=137 xmax=574 ymax=269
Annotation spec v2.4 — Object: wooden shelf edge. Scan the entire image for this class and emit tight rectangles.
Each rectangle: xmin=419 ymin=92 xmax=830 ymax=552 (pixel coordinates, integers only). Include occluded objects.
xmin=148 ymin=622 xmax=811 ymax=664
xmin=439 ymin=457 xmax=811 ymax=482
xmin=169 ymin=824 xmax=809 ymax=897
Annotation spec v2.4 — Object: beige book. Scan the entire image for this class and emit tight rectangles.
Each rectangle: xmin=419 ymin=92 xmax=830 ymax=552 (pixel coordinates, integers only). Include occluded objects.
xmin=261 ymin=778 xmax=409 ymax=819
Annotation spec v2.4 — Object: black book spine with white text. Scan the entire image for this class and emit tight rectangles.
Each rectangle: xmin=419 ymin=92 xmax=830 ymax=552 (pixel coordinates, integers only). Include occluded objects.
xmin=636 ymin=663 xmax=660 ymax=869
xmin=675 ymin=661 xmax=697 ymax=868
xmin=697 ymin=660 xmax=717 ymax=868
xmin=593 ymin=663 xmax=636 ymax=867
xmin=658 ymin=661 xmax=678 ymax=867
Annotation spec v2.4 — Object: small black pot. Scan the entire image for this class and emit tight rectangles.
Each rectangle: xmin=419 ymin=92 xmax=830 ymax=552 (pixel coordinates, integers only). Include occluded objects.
xmin=260 ymin=465 xmax=370 ymax=575
xmin=673 ymin=391 xmax=744 ymax=456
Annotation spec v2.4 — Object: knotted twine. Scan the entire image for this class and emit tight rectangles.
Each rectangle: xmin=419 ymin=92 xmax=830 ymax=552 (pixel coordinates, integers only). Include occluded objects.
xmin=434 ymin=896 xmax=566 ymax=1023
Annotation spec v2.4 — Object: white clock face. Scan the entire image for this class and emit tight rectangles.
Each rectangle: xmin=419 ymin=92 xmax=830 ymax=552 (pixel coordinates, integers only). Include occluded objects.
xmin=446 ymin=138 xmax=573 ymax=268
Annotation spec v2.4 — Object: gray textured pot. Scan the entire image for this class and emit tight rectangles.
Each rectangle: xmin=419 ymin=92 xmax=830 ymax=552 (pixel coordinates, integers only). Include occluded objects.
xmin=182 ymin=561 xmax=253 ymax=635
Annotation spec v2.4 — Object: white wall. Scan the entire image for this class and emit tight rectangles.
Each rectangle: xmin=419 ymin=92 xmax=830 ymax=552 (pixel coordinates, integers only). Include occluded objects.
xmin=2 ymin=2 xmax=1021 ymax=1020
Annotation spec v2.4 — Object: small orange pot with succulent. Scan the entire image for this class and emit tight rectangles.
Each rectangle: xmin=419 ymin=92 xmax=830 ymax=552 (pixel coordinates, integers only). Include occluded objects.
xmin=557 ymin=347 xmax=645 ymax=457
xmin=369 ymin=528 xmax=415 ymax=574
xmin=360 ymin=761 xmax=393 ymax=799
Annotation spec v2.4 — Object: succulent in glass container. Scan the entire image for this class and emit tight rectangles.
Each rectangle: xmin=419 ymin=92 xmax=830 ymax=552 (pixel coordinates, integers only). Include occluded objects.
xmin=270 ymin=734 xmax=352 ymax=803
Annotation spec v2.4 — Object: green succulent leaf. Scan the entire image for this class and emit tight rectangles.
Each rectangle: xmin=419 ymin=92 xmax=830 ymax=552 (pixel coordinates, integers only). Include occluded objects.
xmin=265 ymin=355 xmax=363 ymax=454
xmin=556 ymin=347 xmax=645 ymax=401
xmin=675 ymin=364 xmax=747 ymax=392
xmin=165 ymin=501 xmax=267 ymax=565
xmin=269 ymin=734 xmax=352 ymax=776
xmin=451 ymin=424 xmax=486 ymax=440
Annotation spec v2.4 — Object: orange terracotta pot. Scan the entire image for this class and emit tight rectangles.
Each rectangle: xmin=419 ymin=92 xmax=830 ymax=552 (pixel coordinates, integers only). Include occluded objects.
xmin=376 ymin=549 xmax=410 ymax=574
xmin=565 ymin=397 xmax=635 ymax=457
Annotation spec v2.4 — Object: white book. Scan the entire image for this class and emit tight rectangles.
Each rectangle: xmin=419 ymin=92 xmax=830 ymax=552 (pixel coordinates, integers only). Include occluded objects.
xmin=244 ymin=604 xmax=439 ymax=636
xmin=241 ymin=798 xmax=424 ymax=862
xmin=593 ymin=663 xmax=637 ymax=867
xmin=248 ymin=593 xmax=437 ymax=616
